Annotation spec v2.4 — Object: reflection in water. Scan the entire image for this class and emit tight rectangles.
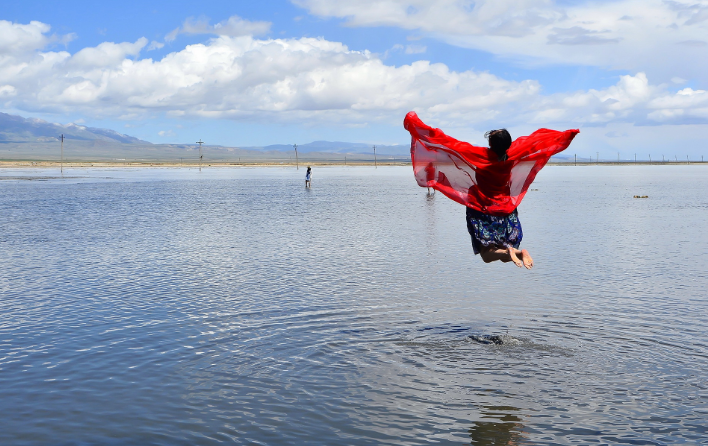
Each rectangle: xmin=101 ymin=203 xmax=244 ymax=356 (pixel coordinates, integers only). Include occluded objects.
xmin=424 ymin=187 xmax=437 ymax=257
xmin=469 ymin=406 xmax=525 ymax=446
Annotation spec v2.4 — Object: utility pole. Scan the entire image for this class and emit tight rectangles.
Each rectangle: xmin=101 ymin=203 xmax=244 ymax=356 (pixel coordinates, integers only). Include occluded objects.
xmin=60 ymin=134 xmax=64 ymax=175
xmin=294 ymin=144 xmax=299 ymax=170
xmin=197 ymin=140 xmax=204 ymax=171
xmin=574 ymin=154 xmax=576 ymax=166
xmin=373 ymin=145 xmax=377 ymax=168
xmin=649 ymin=155 xmax=651 ymax=164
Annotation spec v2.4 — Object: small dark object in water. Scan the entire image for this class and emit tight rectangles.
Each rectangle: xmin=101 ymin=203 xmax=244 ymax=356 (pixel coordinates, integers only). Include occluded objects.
xmin=633 ymin=195 xmax=648 ymax=198
xmin=469 ymin=334 xmax=504 ymax=345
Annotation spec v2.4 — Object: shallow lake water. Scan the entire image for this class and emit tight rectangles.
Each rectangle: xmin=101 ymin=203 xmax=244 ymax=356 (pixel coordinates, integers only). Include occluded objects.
xmin=1 ymin=165 xmax=707 ymax=445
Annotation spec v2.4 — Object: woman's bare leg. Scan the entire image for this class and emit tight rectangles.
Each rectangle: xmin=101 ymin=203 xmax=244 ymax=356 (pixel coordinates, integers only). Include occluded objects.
xmin=479 ymin=246 xmax=513 ymax=264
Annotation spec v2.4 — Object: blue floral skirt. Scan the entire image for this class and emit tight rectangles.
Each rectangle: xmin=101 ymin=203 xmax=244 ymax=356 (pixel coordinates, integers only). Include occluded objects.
xmin=466 ymin=207 xmax=523 ymax=255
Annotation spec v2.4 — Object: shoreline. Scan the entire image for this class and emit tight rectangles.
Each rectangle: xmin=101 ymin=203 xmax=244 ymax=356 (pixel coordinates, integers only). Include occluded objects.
xmin=1 ymin=160 xmax=706 ymax=168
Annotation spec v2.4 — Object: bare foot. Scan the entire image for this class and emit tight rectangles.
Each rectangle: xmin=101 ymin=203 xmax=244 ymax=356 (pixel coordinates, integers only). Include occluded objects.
xmin=507 ymin=247 xmax=523 ymax=267
xmin=521 ymin=249 xmax=533 ymax=269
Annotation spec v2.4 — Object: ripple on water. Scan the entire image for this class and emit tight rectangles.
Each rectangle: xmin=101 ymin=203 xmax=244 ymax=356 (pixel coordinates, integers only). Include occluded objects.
xmin=0 ymin=166 xmax=707 ymax=445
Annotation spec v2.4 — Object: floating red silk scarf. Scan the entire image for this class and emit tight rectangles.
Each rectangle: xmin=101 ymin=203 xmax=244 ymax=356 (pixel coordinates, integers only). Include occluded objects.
xmin=404 ymin=112 xmax=579 ymax=216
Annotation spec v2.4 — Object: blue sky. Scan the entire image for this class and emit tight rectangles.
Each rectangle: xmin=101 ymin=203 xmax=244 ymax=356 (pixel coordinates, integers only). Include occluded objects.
xmin=1 ymin=0 xmax=707 ymax=158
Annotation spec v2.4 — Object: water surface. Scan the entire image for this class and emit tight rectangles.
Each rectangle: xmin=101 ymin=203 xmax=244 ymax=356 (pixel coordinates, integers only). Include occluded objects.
xmin=1 ymin=165 xmax=707 ymax=445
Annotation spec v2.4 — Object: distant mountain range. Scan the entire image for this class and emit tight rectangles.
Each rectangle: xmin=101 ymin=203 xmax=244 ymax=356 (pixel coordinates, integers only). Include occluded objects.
xmin=0 ymin=112 xmax=151 ymax=145
xmin=0 ymin=112 xmax=409 ymax=156
xmin=0 ymin=111 xmax=571 ymax=162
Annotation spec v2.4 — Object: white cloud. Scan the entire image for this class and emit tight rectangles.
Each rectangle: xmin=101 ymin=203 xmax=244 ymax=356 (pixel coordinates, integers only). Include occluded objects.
xmin=0 ymin=20 xmax=51 ymax=55
xmin=1 ymin=19 xmax=707 ymax=130
xmin=292 ymin=0 xmax=708 ymax=83
xmin=0 ymin=20 xmax=75 ymax=58
xmin=0 ymin=30 xmax=542 ymax=125
xmin=0 ymin=85 xmax=17 ymax=97
xmin=388 ymin=43 xmax=426 ymax=55
xmin=405 ymin=44 xmax=426 ymax=54
xmin=70 ymin=38 xmax=147 ymax=67
xmin=147 ymin=41 xmax=164 ymax=51
xmin=165 ymin=15 xmax=271 ymax=42
xmin=647 ymin=87 xmax=708 ymax=121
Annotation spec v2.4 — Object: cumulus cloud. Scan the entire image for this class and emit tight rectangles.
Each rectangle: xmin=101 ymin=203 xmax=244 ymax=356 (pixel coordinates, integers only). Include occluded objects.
xmin=0 ymin=20 xmax=75 ymax=55
xmin=165 ymin=15 xmax=271 ymax=42
xmin=0 ymin=24 xmax=540 ymax=125
xmin=70 ymin=38 xmax=147 ymax=67
xmin=1 ymin=19 xmax=707 ymax=129
xmin=292 ymin=0 xmax=708 ymax=82
xmin=526 ymin=74 xmax=708 ymax=126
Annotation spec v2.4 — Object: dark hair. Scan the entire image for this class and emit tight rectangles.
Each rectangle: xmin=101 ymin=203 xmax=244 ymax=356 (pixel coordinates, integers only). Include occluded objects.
xmin=485 ymin=129 xmax=512 ymax=161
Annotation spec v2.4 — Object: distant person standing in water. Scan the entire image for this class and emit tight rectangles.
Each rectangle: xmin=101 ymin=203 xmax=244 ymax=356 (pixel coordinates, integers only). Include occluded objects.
xmin=305 ymin=166 xmax=312 ymax=188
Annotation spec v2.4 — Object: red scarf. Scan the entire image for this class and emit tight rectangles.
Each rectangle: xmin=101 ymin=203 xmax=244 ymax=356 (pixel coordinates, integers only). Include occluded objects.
xmin=404 ymin=112 xmax=579 ymax=216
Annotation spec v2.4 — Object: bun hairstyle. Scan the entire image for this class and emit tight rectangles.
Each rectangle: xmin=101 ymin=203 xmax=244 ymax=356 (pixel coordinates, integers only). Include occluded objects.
xmin=485 ymin=129 xmax=512 ymax=162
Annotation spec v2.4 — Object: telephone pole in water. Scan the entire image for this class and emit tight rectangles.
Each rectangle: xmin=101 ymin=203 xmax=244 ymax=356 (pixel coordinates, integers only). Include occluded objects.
xmin=60 ymin=134 xmax=64 ymax=174
xmin=294 ymin=144 xmax=299 ymax=170
xmin=373 ymin=145 xmax=377 ymax=168
xmin=197 ymin=140 xmax=204 ymax=171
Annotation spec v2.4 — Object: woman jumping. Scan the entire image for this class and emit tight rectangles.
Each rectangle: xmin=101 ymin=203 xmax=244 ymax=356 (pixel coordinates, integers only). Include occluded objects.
xmin=404 ymin=112 xmax=579 ymax=269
